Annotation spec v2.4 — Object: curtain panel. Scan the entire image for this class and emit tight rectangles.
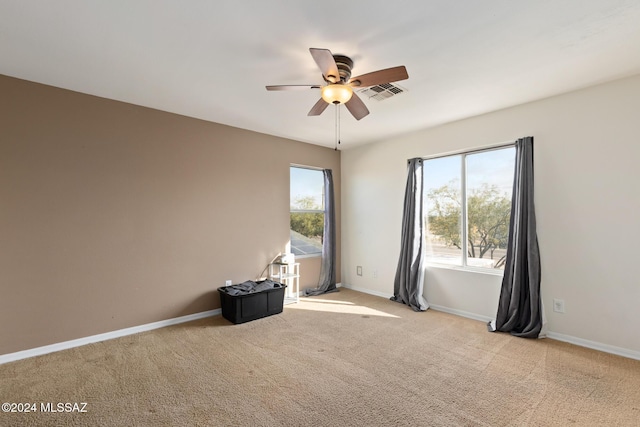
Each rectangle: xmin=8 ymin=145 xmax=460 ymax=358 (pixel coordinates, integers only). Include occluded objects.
xmin=488 ymin=136 xmax=542 ymax=338
xmin=391 ymin=158 xmax=429 ymax=311
xmin=304 ymin=169 xmax=337 ymax=296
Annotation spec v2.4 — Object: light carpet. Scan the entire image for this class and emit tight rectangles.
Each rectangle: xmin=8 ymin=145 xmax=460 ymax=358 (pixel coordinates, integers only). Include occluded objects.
xmin=2 ymin=288 xmax=640 ymax=426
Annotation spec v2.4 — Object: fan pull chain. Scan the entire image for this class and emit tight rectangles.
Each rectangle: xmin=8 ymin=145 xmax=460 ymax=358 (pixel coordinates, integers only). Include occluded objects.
xmin=334 ymin=104 xmax=341 ymax=151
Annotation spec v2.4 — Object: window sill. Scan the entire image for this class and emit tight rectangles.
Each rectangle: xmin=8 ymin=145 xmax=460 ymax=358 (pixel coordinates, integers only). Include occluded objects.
xmin=425 ymin=262 xmax=505 ymax=277
xmin=295 ymin=254 xmax=322 ymax=260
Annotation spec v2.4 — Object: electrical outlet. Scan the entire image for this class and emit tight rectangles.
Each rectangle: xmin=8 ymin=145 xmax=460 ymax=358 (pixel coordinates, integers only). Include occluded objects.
xmin=225 ymin=280 xmax=232 ymax=286
xmin=553 ymin=298 xmax=565 ymax=313
xmin=373 ymin=270 xmax=378 ymax=279
xmin=356 ymin=266 xmax=362 ymax=276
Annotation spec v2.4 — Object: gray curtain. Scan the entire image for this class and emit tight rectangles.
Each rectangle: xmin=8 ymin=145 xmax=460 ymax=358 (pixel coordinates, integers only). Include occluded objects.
xmin=391 ymin=158 xmax=429 ymax=311
xmin=488 ymin=137 xmax=542 ymax=338
xmin=304 ymin=169 xmax=337 ymax=296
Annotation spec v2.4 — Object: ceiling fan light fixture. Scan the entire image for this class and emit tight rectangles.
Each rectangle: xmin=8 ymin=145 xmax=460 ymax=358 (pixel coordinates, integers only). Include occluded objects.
xmin=321 ymin=84 xmax=353 ymax=104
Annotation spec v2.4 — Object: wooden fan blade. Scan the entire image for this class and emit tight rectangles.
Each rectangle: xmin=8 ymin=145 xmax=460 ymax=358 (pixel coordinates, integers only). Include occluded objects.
xmin=266 ymin=85 xmax=321 ymax=91
xmin=345 ymin=93 xmax=369 ymax=120
xmin=308 ymin=98 xmax=329 ymax=116
xmin=310 ymin=48 xmax=340 ymax=83
xmin=349 ymin=66 xmax=408 ymax=88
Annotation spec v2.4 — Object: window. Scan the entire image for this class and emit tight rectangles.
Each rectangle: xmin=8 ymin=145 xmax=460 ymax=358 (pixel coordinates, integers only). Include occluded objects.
xmin=290 ymin=166 xmax=324 ymax=257
xmin=424 ymin=145 xmax=515 ymax=270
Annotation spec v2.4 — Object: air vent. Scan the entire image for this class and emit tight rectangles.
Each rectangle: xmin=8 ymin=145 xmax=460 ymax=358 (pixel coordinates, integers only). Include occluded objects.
xmin=357 ymin=83 xmax=407 ymax=101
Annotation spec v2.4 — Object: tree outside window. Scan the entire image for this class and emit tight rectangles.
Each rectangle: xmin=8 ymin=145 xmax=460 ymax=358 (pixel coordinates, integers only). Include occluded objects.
xmin=290 ymin=167 xmax=324 ymax=256
xmin=424 ymin=147 xmax=515 ymax=270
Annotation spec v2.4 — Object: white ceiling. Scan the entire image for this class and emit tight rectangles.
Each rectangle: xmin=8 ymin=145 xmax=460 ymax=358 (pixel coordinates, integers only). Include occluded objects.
xmin=2 ymin=1 xmax=640 ymax=149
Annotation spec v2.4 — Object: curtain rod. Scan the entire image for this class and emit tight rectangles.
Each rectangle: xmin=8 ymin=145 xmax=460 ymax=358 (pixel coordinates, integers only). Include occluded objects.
xmin=417 ymin=139 xmax=520 ymax=162
xmin=290 ymin=163 xmax=326 ymax=171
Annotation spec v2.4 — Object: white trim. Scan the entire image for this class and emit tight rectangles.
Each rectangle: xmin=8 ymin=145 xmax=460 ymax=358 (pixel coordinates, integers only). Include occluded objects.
xmin=425 ymin=263 xmax=505 ymax=276
xmin=343 ymin=286 xmax=640 ymax=361
xmin=289 ymin=163 xmax=325 ymax=171
xmin=428 ymin=304 xmax=494 ymax=323
xmin=460 ymin=153 xmax=468 ymax=264
xmin=340 ymin=283 xmax=393 ymax=299
xmin=420 ymin=140 xmax=516 ymax=161
xmin=546 ymin=332 xmax=640 ymax=361
xmin=295 ymin=253 xmax=322 ymax=260
xmin=429 ymin=304 xmax=640 ymax=360
xmin=0 ymin=309 xmax=221 ymax=365
xmin=5 ymin=295 xmax=639 ymax=365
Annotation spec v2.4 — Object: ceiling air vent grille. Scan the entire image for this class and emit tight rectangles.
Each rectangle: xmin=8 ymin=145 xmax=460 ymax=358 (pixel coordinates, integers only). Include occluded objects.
xmin=358 ymin=83 xmax=407 ymax=101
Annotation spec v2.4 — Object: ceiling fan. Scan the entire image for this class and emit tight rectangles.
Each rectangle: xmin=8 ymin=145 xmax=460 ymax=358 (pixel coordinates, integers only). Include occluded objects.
xmin=266 ymin=48 xmax=408 ymax=121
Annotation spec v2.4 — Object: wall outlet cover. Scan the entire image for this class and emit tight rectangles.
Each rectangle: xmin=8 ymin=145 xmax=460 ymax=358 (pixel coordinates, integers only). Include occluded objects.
xmin=553 ymin=298 xmax=565 ymax=313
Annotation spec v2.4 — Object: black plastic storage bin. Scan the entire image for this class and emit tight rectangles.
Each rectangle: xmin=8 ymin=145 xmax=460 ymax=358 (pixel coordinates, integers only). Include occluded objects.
xmin=218 ymin=281 xmax=287 ymax=324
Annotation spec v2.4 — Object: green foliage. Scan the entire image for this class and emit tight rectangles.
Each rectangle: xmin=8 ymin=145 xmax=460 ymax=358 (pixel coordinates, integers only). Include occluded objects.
xmin=290 ymin=196 xmax=324 ymax=239
xmin=427 ymin=181 xmax=511 ymax=268
xmin=290 ymin=213 xmax=324 ymax=239
xmin=427 ymin=183 xmax=463 ymax=249
xmin=291 ymin=196 xmax=320 ymax=210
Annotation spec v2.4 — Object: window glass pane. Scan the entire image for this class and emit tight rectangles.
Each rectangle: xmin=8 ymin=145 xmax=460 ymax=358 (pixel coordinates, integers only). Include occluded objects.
xmin=424 ymin=155 xmax=463 ymax=265
xmin=290 ymin=167 xmax=324 ymax=256
xmin=290 ymin=167 xmax=324 ymax=210
xmin=290 ymin=212 xmax=323 ymax=256
xmin=466 ymin=148 xmax=515 ymax=269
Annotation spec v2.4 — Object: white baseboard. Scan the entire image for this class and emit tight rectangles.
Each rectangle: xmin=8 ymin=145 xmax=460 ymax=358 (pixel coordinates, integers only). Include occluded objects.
xmin=342 ymin=284 xmax=640 ymax=361
xmin=341 ymin=285 xmax=491 ymax=324
xmin=428 ymin=304 xmax=494 ymax=323
xmin=546 ymin=331 xmax=640 ymax=361
xmin=0 ymin=309 xmax=221 ymax=365
xmin=5 ymin=292 xmax=639 ymax=364
xmin=428 ymin=305 xmax=640 ymax=361
xmin=340 ymin=283 xmax=393 ymax=299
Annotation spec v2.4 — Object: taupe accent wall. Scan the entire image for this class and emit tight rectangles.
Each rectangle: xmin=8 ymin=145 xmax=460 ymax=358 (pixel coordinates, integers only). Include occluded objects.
xmin=0 ymin=75 xmax=340 ymax=355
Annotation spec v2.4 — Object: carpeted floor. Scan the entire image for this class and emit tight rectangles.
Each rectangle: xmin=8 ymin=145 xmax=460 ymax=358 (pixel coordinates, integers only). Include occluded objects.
xmin=2 ymin=288 xmax=640 ymax=426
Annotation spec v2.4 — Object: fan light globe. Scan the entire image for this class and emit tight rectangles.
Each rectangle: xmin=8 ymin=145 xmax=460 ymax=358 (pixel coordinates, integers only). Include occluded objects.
xmin=321 ymin=84 xmax=353 ymax=104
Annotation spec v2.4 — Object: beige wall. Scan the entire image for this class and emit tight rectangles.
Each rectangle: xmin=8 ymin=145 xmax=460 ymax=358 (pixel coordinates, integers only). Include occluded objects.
xmin=0 ymin=75 xmax=340 ymax=355
xmin=341 ymin=74 xmax=640 ymax=357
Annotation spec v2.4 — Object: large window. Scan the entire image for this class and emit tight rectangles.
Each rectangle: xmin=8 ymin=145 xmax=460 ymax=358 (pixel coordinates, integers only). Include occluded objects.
xmin=290 ymin=166 xmax=324 ymax=257
xmin=424 ymin=145 xmax=515 ymax=270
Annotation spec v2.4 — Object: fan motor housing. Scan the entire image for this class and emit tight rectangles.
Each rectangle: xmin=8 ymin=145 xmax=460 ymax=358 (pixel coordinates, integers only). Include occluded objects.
xmin=331 ymin=54 xmax=353 ymax=83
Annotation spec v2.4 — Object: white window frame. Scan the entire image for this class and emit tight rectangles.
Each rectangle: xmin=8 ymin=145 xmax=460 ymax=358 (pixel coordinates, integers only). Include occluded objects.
xmin=290 ymin=165 xmax=324 ymax=259
xmin=423 ymin=142 xmax=515 ymax=275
